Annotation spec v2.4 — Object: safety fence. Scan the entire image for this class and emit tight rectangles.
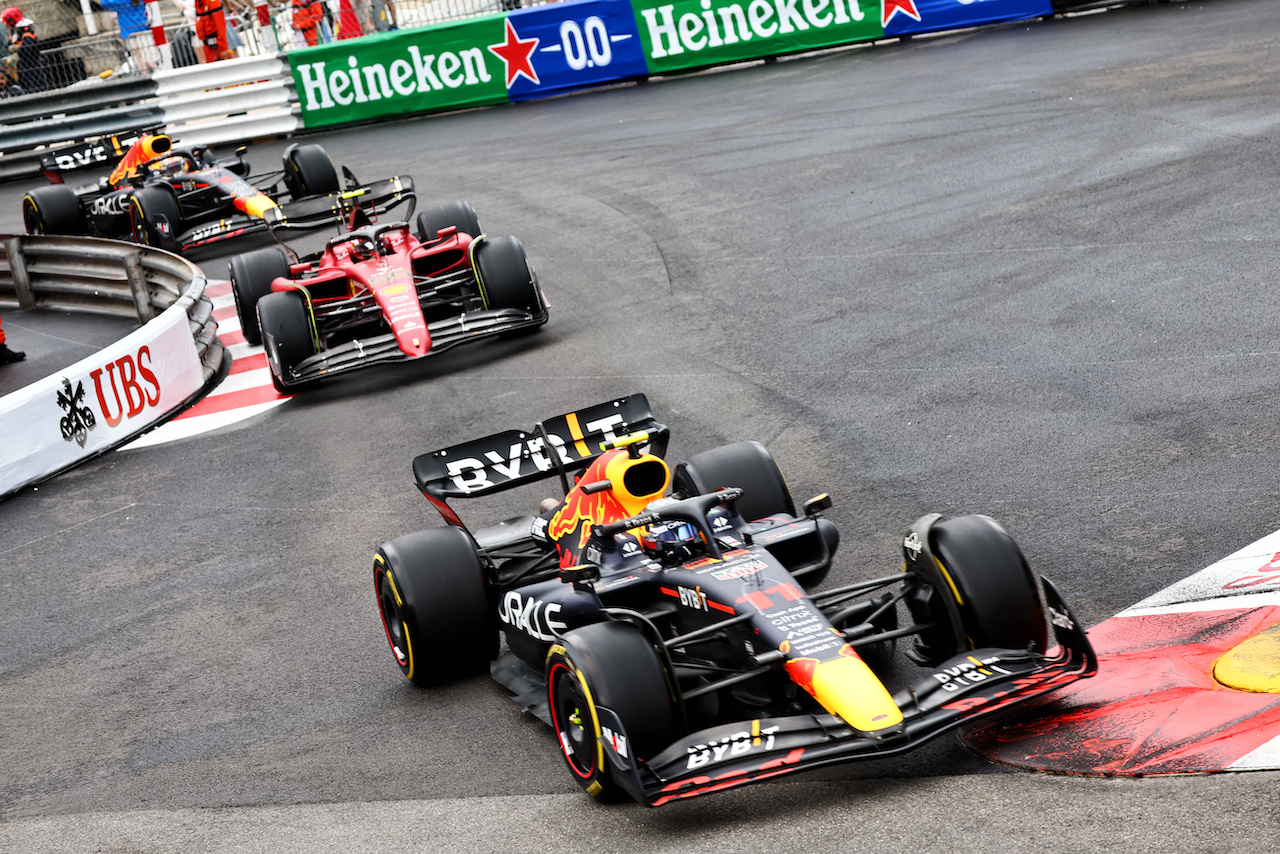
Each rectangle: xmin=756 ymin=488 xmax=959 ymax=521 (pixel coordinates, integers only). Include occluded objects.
xmin=0 ymin=234 xmax=226 ymax=500
xmin=0 ymin=53 xmax=298 ymax=180
xmin=0 ymin=0 xmax=1177 ymax=181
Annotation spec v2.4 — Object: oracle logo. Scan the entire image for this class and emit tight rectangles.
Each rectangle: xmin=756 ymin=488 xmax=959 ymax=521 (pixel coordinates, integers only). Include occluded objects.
xmin=90 ymin=347 xmax=161 ymax=427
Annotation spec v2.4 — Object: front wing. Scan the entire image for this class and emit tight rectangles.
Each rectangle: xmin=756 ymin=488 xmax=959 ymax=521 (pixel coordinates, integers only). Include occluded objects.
xmin=606 ymin=579 xmax=1097 ymax=806
xmin=286 ymin=305 xmax=547 ymax=384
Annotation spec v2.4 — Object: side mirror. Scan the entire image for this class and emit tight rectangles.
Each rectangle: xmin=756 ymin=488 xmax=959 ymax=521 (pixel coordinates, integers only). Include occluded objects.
xmin=803 ymin=493 xmax=832 ymax=518
xmin=560 ymin=563 xmax=601 ymax=586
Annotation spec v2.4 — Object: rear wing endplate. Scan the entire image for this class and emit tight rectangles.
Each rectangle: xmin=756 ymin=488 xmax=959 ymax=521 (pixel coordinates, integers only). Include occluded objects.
xmin=413 ymin=394 xmax=669 ymax=508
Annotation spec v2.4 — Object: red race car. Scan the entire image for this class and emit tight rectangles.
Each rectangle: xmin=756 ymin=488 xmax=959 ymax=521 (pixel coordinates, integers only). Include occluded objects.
xmin=231 ymin=199 xmax=548 ymax=392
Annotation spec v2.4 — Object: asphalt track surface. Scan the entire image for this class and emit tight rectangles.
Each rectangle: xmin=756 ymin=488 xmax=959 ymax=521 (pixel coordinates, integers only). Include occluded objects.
xmin=2 ymin=0 xmax=1280 ymax=850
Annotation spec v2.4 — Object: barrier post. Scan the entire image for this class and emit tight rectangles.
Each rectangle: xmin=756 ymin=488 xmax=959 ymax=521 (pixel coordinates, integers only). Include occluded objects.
xmin=4 ymin=237 xmax=36 ymax=310
xmin=255 ymin=1 xmax=277 ymax=52
xmin=147 ymin=0 xmax=174 ymax=70
xmin=122 ymin=250 xmax=156 ymax=324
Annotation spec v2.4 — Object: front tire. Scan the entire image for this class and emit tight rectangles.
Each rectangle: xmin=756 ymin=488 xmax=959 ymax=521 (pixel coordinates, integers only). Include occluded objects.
xmin=229 ymin=246 xmax=290 ymax=346
xmin=475 ymin=235 xmax=542 ymax=315
xmin=22 ymin=184 xmax=85 ymax=235
xmin=256 ymin=290 xmax=318 ymax=393
xmin=128 ymin=185 xmax=183 ymax=251
xmin=546 ymin=621 xmax=674 ymax=801
xmin=374 ymin=526 xmax=495 ymax=687
xmin=416 ymin=200 xmax=481 ymax=242
xmin=907 ymin=515 xmax=1048 ymax=665
xmin=282 ymin=143 xmax=339 ymax=198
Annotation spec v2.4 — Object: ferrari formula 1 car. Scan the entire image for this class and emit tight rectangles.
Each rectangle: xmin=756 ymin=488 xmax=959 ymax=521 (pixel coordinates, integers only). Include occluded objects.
xmin=373 ymin=394 xmax=1097 ymax=806
xmin=230 ymin=198 xmax=547 ymax=393
xmin=20 ymin=128 xmax=413 ymax=253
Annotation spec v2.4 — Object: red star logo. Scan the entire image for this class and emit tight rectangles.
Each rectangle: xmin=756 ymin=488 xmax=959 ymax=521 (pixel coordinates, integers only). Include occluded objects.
xmin=488 ymin=19 xmax=540 ymax=88
xmin=882 ymin=0 xmax=921 ymax=26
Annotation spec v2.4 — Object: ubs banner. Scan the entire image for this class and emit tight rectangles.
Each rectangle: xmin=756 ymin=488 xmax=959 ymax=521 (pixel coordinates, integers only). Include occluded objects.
xmin=292 ymin=0 xmax=1050 ymax=127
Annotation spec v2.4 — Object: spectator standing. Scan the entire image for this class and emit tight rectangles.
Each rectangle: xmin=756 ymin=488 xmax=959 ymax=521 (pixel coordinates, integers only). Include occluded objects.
xmin=1 ymin=7 xmax=46 ymax=93
xmin=0 ymin=313 xmax=24 ymax=364
xmin=369 ymin=0 xmax=395 ymax=31
xmin=100 ymin=0 xmax=155 ymax=74
xmin=194 ymin=0 xmax=234 ymax=61
xmin=291 ymin=0 xmax=322 ymax=46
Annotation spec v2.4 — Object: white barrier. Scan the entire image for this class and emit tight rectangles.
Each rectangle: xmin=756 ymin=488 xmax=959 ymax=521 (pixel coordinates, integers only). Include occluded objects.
xmin=0 ymin=235 xmax=224 ymax=500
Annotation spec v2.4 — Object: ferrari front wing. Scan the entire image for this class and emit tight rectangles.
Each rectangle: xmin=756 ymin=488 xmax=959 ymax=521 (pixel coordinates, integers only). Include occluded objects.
xmin=605 ymin=579 xmax=1097 ymax=806
xmin=285 ymin=305 xmax=548 ymax=384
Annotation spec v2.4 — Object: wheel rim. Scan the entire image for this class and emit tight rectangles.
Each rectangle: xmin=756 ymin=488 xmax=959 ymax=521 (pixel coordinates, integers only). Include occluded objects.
xmin=376 ymin=571 xmax=410 ymax=668
xmin=130 ymin=198 xmax=151 ymax=246
xmin=549 ymin=662 xmax=596 ymax=779
xmin=22 ymin=199 xmax=40 ymax=234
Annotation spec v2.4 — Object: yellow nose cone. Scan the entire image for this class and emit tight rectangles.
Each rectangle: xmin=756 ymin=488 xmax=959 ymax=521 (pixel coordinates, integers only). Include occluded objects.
xmin=1214 ymin=623 xmax=1280 ymax=693
xmin=787 ymin=652 xmax=904 ymax=732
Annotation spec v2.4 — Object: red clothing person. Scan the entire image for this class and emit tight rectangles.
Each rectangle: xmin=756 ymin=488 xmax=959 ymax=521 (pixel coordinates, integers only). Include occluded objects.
xmin=0 ymin=312 xmax=24 ymax=364
xmin=194 ymin=0 xmax=233 ymax=62
xmin=292 ymin=0 xmax=322 ymax=46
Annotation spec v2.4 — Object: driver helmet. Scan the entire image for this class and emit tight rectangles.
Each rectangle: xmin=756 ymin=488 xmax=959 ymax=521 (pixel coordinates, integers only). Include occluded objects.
xmin=151 ymin=155 xmax=188 ymax=178
xmin=1 ymin=8 xmax=22 ymax=26
xmin=639 ymin=518 xmax=704 ymax=565
xmin=349 ymin=236 xmax=377 ymax=261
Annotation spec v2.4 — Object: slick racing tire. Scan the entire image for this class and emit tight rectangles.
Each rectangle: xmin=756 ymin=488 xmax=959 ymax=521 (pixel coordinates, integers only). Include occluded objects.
xmin=475 ymin=235 xmax=542 ymax=315
xmin=416 ymin=200 xmax=482 ymax=242
xmin=127 ymin=185 xmax=183 ymax=251
xmin=907 ymin=515 xmax=1048 ymax=665
xmin=674 ymin=440 xmax=797 ymax=523
xmin=229 ymin=246 xmax=291 ymax=346
xmin=546 ymin=621 xmax=675 ymax=802
xmin=282 ymin=143 xmax=340 ymax=198
xmin=22 ymin=184 xmax=85 ymax=235
xmin=256 ymin=290 xmax=318 ymax=394
xmin=374 ymin=526 xmax=495 ymax=687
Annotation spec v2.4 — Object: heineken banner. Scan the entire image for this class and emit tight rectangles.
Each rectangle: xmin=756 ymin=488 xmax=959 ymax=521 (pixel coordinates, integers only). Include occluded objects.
xmin=292 ymin=0 xmax=1051 ymax=128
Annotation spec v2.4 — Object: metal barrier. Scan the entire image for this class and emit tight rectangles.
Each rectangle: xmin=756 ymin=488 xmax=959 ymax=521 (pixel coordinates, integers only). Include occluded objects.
xmin=0 ymin=234 xmax=226 ymax=500
xmin=0 ymin=53 xmax=298 ymax=181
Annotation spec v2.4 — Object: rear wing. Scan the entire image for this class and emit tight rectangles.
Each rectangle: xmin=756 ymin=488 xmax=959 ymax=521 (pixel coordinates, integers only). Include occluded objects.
xmin=412 ymin=394 xmax=669 ymax=514
xmin=264 ymin=176 xmax=416 ymax=232
xmin=38 ymin=125 xmax=162 ymax=182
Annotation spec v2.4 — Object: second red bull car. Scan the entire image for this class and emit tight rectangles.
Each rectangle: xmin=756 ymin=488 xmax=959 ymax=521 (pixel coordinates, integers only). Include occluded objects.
xmin=372 ymin=394 xmax=1097 ymax=806
xmin=20 ymin=129 xmax=413 ymax=253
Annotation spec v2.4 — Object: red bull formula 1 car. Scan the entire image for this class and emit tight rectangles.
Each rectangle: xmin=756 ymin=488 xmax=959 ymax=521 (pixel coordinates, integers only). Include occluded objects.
xmin=230 ymin=199 xmax=547 ymax=392
xmin=20 ymin=128 xmax=413 ymax=253
xmin=373 ymin=394 xmax=1097 ymax=806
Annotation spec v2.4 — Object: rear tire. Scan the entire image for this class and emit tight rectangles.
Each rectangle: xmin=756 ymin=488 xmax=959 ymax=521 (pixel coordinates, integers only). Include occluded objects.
xmin=283 ymin=143 xmax=339 ymax=198
xmin=674 ymin=440 xmax=796 ymax=522
xmin=546 ymin=621 xmax=674 ymax=801
xmin=229 ymin=246 xmax=290 ymax=346
xmin=475 ymin=235 xmax=541 ymax=314
xmin=416 ymin=200 xmax=481 ymax=242
xmin=22 ymin=184 xmax=85 ymax=235
xmin=257 ymin=290 xmax=318 ymax=393
xmin=128 ymin=185 xmax=183 ymax=251
xmin=374 ymin=526 xmax=495 ymax=687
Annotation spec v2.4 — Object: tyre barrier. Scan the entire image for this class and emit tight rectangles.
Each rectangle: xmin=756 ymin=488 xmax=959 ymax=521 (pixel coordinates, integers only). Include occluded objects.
xmin=0 ymin=234 xmax=227 ymax=500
